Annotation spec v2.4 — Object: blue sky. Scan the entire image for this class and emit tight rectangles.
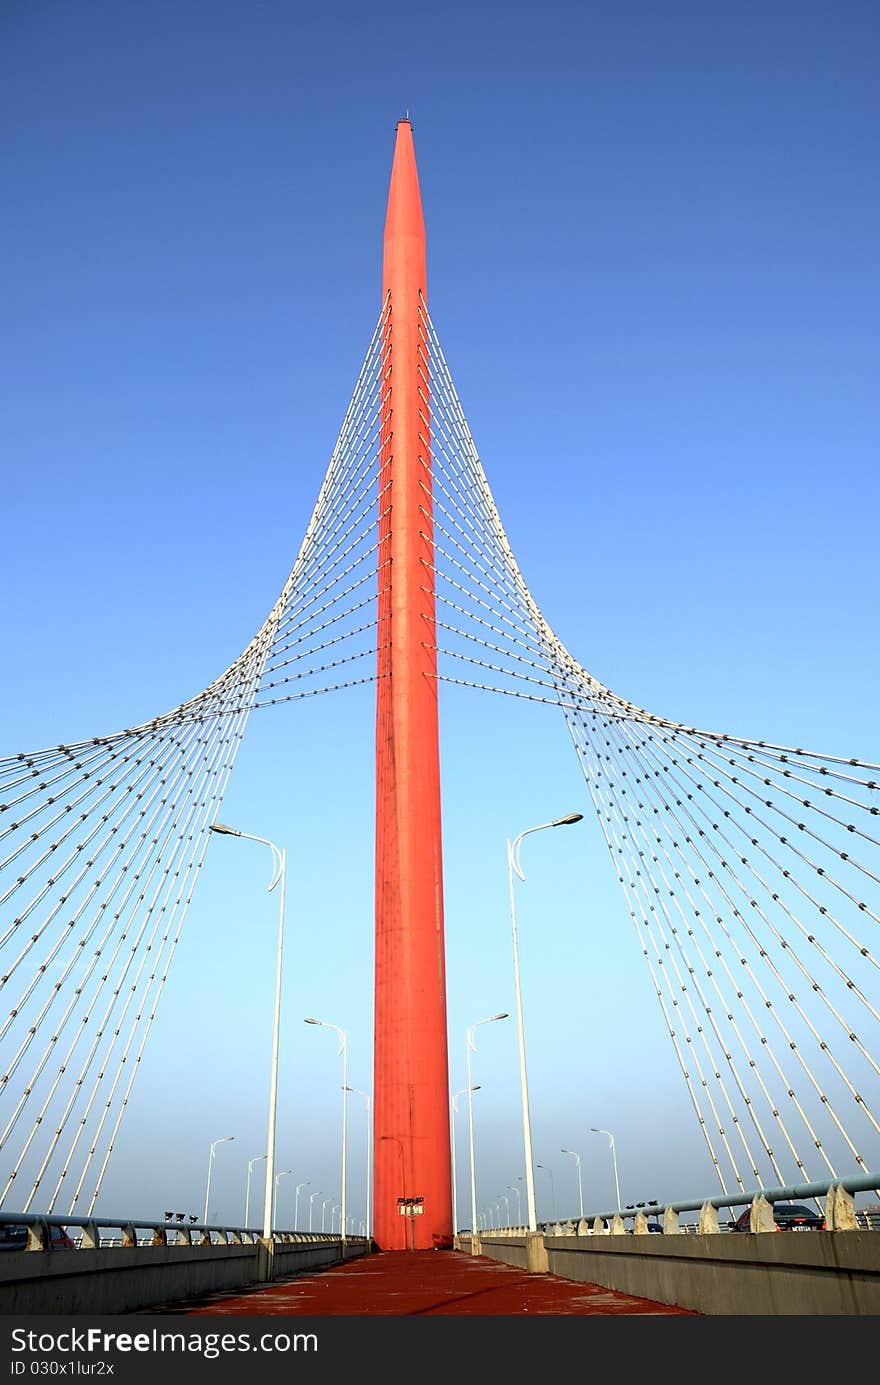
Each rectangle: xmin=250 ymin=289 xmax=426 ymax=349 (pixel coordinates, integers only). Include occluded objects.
xmin=2 ymin=1 xmax=878 ymax=1228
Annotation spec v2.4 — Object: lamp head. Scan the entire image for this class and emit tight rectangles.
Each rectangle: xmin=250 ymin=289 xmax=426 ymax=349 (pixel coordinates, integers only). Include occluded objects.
xmin=492 ymin=1012 xmax=509 ymax=1021
xmin=208 ymin=823 xmax=241 ymax=836
xmin=552 ymin=812 xmax=584 ymax=827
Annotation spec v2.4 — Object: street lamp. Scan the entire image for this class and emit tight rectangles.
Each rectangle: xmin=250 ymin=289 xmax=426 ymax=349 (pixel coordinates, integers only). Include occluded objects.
xmin=305 ymin=1018 xmax=348 ymax=1242
xmin=450 ymin=1085 xmax=480 ymax=1234
xmin=245 ymin=1154 xmax=267 ymax=1229
xmin=516 ymin=1175 xmax=527 ymax=1226
xmin=203 ymin=1136 xmax=234 ymax=1225
xmin=344 ymin=1085 xmax=371 ymax=1240
xmin=273 ymin=1169 xmax=293 ymax=1229
xmin=499 ymin=1193 xmax=510 ymax=1228
xmin=561 ymin=1147 xmax=584 ymax=1220
xmin=308 ymin=1189 xmax=322 ymax=1233
xmin=208 ymin=822 xmax=286 ymax=1240
xmin=466 ymin=1013 xmax=508 ymax=1235
xmin=536 ymin=1163 xmax=557 ymax=1222
xmin=294 ymin=1180 xmax=310 ymax=1232
xmin=507 ymin=811 xmax=583 ymax=1231
xmin=321 ymin=1197 xmax=333 ymax=1233
xmin=591 ymin=1127 xmax=622 ymax=1211
xmin=507 ymin=1183 xmax=522 ymax=1225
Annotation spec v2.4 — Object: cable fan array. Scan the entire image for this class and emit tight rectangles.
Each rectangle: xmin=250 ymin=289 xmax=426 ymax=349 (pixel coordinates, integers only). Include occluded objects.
xmin=419 ymin=296 xmax=880 ymax=1198
xmin=0 ymin=303 xmax=390 ymax=1216
xmin=0 ymin=291 xmax=877 ymax=1215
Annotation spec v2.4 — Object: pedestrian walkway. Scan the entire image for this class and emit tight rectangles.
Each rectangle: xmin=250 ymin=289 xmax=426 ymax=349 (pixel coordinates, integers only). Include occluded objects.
xmin=152 ymin=1250 xmax=697 ymax=1316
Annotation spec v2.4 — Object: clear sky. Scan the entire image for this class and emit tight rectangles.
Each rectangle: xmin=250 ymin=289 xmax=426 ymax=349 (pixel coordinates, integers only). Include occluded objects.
xmin=2 ymin=1 xmax=878 ymax=1229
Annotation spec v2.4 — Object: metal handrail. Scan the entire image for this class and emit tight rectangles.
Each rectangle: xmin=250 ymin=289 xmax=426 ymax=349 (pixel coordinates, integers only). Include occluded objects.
xmin=475 ymin=1170 xmax=880 ymax=1233
xmin=579 ymin=1170 xmax=880 ymax=1226
xmin=0 ymin=1209 xmax=363 ymax=1249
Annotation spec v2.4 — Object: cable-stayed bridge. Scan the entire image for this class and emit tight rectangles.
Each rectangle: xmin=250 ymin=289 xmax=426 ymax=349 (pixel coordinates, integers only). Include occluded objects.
xmin=1 ymin=120 xmax=878 ymax=1278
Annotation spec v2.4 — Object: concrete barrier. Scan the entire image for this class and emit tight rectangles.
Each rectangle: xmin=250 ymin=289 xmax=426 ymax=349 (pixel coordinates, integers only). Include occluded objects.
xmin=460 ymin=1231 xmax=880 ymax=1315
xmin=0 ymin=1237 xmax=370 ymax=1314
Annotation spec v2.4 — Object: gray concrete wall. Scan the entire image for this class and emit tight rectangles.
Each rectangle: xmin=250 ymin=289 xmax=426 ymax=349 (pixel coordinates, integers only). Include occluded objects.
xmin=0 ymin=1239 xmax=367 ymax=1315
xmin=464 ymin=1232 xmax=880 ymax=1315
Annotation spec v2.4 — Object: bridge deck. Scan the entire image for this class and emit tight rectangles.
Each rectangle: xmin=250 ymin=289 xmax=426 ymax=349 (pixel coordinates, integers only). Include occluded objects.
xmin=151 ymin=1250 xmax=697 ymax=1316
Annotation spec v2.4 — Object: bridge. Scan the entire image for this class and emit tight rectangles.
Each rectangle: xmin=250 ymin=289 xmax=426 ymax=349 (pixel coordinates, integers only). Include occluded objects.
xmin=0 ymin=120 xmax=878 ymax=1317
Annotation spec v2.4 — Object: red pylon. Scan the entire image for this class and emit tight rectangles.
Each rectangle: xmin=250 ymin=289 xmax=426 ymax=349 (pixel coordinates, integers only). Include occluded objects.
xmin=373 ymin=119 xmax=453 ymax=1250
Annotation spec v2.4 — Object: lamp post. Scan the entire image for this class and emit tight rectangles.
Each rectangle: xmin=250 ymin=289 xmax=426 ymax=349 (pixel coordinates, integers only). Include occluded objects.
xmin=344 ymin=1085 xmax=371 ymax=1240
xmin=536 ymin=1163 xmax=557 ymax=1222
xmin=466 ymin=1013 xmax=508 ymax=1236
xmin=308 ymin=1189 xmax=322 ymax=1233
xmin=203 ymin=1136 xmax=234 ymax=1225
xmin=591 ymin=1127 xmax=621 ymax=1211
xmin=273 ymin=1169 xmax=293 ymax=1230
xmin=245 ymin=1154 xmax=267 ymax=1229
xmin=561 ymin=1148 xmax=584 ymax=1220
xmin=507 ymin=811 xmax=583 ymax=1231
xmin=499 ymin=1193 xmax=510 ymax=1228
xmin=305 ymin=1018 xmax=348 ymax=1243
xmin=321 ymin=1198 xmax=333 ymax=1233
xmin=294 ymin=1180 xmax=310 ymax=1232
xmin=208 ymin=822 xmax=286 ymax=1240
xmin=450 ymin=1085 xmax=480 ymax=1234
xmin=507 ymin=1183 xmax=522 ymax=1226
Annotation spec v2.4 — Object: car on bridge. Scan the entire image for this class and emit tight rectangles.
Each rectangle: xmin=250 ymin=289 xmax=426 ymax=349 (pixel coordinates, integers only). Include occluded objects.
xmin=728 ymin=1203 xmax=825 ymax=1232
xmin=0 ymin=1223 xmax=76 ymax=1251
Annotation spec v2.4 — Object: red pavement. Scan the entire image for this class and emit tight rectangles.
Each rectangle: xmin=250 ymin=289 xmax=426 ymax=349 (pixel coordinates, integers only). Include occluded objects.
xmin=153 ymin=1251 xmax=697 ymax=1316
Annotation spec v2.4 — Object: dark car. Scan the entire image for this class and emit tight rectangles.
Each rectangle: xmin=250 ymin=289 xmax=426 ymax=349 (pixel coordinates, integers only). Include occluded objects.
xmin=0 ymin=1222 xmax=76 ymax=1251
xmin=728 ymin=1202 xmax=825 ymax=1232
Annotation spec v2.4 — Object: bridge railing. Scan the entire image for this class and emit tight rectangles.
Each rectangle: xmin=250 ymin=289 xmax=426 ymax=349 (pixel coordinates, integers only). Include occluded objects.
xmin=479 ymin=1170 xmax=880 ymax=1237
xmin=0 ymin=1210 xmax=348 ymax=1251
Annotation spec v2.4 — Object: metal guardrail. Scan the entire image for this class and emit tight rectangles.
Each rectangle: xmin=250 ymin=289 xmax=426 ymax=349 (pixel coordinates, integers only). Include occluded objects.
xmin=606 ymin=1170 xmax=880 ymax=1223
xmin=0 ymin=1210 xmax=358 ymax=1251
xmin=478 ymin=1171 xmax=880 ymax=1236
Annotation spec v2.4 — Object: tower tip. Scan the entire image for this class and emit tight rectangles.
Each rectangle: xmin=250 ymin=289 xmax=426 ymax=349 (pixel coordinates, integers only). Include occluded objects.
xmin=384 ymin=108 xmax=424 ymax=258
